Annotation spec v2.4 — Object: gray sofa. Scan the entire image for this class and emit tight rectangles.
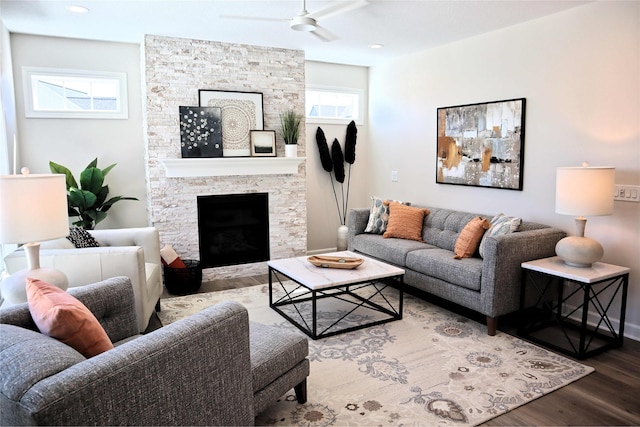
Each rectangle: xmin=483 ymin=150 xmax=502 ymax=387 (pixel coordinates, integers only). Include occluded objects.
xmin=0 ymin=277 xmax=309 ymax=426
xmin=348 ymin=206 xmax=566 ymax=335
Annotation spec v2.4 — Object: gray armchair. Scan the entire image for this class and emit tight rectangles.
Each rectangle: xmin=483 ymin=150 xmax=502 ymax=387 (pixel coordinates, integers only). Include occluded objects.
xmin=0 ymin=277 xmax=309 ymax=426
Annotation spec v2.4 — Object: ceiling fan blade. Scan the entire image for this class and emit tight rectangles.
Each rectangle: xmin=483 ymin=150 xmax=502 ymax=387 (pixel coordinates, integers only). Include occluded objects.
xmin=310 ymin=24 xmax=338 ymax=42
xmin=219 ymin=14 xmax=288 ymax=23
xmin=307 ymin=0 xmax=369 ymax=20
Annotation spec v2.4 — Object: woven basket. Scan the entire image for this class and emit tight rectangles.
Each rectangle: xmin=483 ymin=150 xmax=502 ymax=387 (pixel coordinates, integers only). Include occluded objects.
xmin=163 ymin=259 xmax=202 ymax=295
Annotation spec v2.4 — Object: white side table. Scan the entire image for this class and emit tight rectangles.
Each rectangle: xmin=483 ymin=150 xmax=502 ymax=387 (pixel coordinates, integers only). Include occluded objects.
xmin=519 ymin=256 xmax=629 ymax=359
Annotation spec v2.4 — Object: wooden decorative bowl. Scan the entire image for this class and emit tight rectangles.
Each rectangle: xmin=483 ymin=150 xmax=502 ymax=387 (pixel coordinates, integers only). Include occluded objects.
xmin=307 ymin=255 xmax=364 ymax=269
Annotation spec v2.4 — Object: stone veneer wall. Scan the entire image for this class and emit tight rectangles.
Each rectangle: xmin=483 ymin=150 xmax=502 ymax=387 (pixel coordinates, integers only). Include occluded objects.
xmin=143 ymin=35 xmax=307 ymax=281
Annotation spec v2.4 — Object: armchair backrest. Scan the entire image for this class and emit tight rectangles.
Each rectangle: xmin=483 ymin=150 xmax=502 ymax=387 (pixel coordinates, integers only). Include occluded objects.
xmin=89 ymin=227 xmax=162 ymax=265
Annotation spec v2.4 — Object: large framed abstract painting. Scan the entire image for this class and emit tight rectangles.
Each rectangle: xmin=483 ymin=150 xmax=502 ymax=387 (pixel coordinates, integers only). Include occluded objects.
xmin=198 ymin=89 xmax=264 ymax=157
xmin=436 ymin=98 xmax=526 ymax=191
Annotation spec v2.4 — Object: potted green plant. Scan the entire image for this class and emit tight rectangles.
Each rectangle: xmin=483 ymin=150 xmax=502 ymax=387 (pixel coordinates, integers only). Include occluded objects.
xmin=279 ymin=109 xmax=302 ymax=157
xmin=49 ymin=158 xmax=138 ymax=230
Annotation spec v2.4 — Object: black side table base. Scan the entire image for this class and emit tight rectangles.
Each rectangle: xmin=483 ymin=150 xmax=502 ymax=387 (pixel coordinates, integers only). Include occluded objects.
xmin=518 ymin=269 xmax=628 ymax=360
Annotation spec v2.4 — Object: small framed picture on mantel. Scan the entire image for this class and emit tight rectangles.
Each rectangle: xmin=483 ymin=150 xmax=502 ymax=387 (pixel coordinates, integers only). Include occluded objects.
xmin=250 ymin=130 xmax=276 ymax=157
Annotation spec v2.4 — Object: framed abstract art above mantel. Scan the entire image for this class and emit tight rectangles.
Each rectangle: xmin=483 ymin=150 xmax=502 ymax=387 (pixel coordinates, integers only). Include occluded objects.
xmin=199 ymin=89 xmax=264 ymax=157
xmin=436 ymin=98 xmax=526 ymax=191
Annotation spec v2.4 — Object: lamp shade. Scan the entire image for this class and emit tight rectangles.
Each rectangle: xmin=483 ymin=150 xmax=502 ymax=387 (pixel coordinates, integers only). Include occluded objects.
xmin=0 ymin=173 xmax=69 ymax=244
xmin=555 ymin=166 xmax=615 ymax=216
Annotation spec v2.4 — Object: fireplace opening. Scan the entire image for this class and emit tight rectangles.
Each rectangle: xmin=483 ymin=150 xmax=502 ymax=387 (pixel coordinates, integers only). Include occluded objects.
xmin=197 ymin=193 xmax=270 ymax=268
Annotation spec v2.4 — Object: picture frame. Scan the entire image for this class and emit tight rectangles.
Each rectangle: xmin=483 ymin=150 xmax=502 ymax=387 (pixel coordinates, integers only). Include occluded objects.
xmin=436 ymin=98 xmax=526 ymax=191
xmin=198 ymin=89 xmax=264 ymax=157
xmin=250 ymin=130 xmax=276 ymax=157
xmin=179 ymin=106 xmax=223 ymax=158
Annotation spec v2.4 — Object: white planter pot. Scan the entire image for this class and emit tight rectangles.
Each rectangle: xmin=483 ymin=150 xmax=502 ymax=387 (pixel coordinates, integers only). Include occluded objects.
xmin=285 ymin=144 xmax=297 ymax=158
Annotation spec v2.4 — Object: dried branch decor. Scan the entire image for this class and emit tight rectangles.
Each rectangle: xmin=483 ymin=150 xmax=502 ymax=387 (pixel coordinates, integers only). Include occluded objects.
xmin=316 ymin=121 xmax=357 ymax=225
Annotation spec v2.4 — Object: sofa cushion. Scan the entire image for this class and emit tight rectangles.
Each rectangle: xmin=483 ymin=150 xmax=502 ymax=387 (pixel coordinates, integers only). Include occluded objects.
xmin=453 ymin=217 xmax=490 ymax=259
xmin=364 ymin=196 xmax=410 ymax=234
xmin=352 ymin=233 xmax=432 ymax=266
xmin=26 ymin=278 xmax=114 ymax=358
xmin=479 ymin=213 xmax=522 ymax=258
xmin=383 ymin=202 xmax=430 ymax=242
xmin=249 ymin=322 xmax=308 ymax=393
xmin=406 ymin=248 xmax=483 ymax=291
xmin=0 ymin=324 xmax=85 ymax=402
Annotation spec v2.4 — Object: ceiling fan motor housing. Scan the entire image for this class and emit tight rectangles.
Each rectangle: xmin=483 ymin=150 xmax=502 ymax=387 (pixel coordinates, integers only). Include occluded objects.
xmin=290 ymin=15 xmax=316 ymax=31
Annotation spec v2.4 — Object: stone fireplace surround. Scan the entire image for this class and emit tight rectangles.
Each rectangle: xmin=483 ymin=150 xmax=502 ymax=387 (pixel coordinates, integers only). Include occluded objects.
xmin=143 ymin=35 xmax=307 ymax=282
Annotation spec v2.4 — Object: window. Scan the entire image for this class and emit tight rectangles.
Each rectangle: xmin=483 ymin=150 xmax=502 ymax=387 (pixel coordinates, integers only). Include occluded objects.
xmin=305 ymin=86 xmax=363 ymax=125
xmin=23 ymin=67 xmax=128 ymax=119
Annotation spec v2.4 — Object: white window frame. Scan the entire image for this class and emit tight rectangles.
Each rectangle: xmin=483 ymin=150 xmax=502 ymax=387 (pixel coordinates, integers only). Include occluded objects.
xmin=22 ymin=67 xmax=128 ymax=119
xmin=305 ymin=85 xmax=364 ymax=125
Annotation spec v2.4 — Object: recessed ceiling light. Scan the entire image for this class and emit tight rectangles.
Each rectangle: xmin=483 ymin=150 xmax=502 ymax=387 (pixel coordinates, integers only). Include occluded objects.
xmin=67 ymin=5 xmax=89 ymax=14
xmin=369 ymin=44 xmax=384 ymax=49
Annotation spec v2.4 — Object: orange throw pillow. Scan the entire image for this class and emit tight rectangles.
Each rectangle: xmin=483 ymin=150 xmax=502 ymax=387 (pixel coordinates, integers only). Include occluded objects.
xmin=26 ymin=278 xmax=114 ymax=358
xmin=383 ymin=202 xmax=430 ymax=242
xmin=160 ymin=244 xmax=187 ymax=268
xmin=454 ymin=217 xmax=490 ymax=259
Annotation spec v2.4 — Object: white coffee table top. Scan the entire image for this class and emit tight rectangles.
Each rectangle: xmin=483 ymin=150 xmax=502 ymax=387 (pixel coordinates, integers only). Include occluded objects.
xmin=521 ymin=256 xmax=630 ymax=283
xmin=268 ymin=251 xmax=405 ymax=290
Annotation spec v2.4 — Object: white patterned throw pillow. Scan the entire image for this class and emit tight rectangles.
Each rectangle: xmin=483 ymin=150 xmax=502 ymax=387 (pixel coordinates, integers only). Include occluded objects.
xmin=478 ymin=213 xmax=521 ymax=258
xmin=364 ymin=196 xmax=410 ymax=234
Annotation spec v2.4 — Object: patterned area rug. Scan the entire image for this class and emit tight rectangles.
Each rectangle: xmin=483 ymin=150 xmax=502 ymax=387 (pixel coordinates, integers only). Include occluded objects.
xmin=158 ymin=284 xmax=594 ymax=426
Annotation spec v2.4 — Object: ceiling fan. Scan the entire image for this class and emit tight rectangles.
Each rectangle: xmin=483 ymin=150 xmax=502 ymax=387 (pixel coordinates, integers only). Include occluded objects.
xmin=220 ymin=0 xmax=369 ymax=42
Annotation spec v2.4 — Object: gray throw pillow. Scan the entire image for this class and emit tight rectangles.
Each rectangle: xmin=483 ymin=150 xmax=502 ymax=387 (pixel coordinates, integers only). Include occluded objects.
xmin=479 ymin=213 xmax=522 ymax=258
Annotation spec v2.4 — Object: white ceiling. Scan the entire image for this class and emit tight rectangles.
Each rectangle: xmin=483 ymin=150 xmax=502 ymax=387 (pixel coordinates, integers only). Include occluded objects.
xmin=1 ymin=0 xmax=589 ymax=66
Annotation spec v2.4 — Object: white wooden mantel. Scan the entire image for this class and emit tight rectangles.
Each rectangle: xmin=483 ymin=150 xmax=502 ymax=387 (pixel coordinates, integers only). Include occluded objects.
xmin=159 ymin=157 xmax=305 ymax=177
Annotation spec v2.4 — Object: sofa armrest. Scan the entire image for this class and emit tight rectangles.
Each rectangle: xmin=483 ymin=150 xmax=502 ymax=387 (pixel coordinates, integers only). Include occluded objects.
xmin=347 ymin=208 xmax=371 ymax=250
xmin=480 ymin=227 xmax=567 ymax=317
xmin=18 ymin=301 xmax=255 ymax=426
xmin=90 ymin=227 xmax=162 ymax=266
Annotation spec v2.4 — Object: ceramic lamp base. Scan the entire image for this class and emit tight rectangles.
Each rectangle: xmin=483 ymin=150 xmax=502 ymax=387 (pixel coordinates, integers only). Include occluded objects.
xmin=2 ymin=267 xmax=69 ymax=304
xmin=555 ymin=236 xmax=604 ymax=268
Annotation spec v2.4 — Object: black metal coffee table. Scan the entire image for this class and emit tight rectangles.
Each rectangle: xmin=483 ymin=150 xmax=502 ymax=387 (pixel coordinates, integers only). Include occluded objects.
xmin=268 ymin=251 xmax=405 ymax=339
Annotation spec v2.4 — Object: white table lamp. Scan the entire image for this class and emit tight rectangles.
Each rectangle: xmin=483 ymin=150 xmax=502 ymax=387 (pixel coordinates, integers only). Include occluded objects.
xmin=555 ymin=163 xmax=615 ymax=267
xmin=0 ymin=169 xmax=70 ymax=303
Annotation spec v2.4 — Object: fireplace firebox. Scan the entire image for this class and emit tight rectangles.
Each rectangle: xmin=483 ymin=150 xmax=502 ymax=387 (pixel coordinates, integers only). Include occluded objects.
xmin=197 ymin=193 xmax=270 ymax=268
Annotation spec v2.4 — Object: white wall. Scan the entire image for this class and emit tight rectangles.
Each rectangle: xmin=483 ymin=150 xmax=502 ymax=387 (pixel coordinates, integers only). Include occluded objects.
xmin=368 ymin=2 xmax=640 ymax=339
xmin=305 ymin=61 xmax=369 ymax=253
xmin=10 ymin=34 xmax=148 ymax=229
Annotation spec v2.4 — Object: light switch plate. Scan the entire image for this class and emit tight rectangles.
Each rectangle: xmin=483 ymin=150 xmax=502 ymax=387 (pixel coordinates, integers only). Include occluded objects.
xmin=614 ymin=184 xmax=640 ymax=202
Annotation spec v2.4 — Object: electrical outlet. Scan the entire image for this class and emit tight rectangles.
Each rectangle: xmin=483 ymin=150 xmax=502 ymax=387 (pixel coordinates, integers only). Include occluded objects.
xmin=614 ymin=185 xmax=640 ymax=202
